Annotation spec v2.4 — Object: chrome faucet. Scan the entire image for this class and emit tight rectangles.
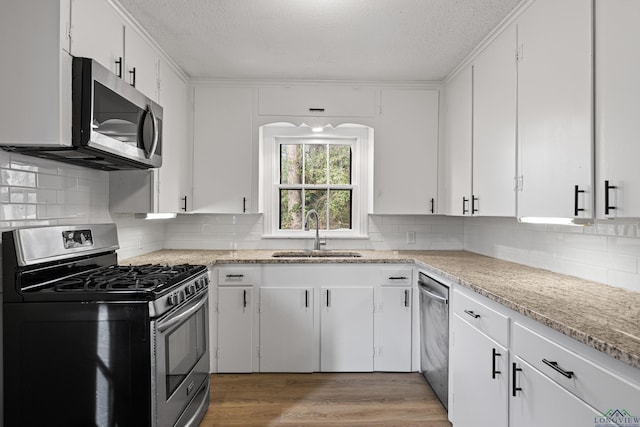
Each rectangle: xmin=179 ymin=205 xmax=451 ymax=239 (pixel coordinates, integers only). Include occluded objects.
xmin=304 ymin=209 xmax=325 ymax=251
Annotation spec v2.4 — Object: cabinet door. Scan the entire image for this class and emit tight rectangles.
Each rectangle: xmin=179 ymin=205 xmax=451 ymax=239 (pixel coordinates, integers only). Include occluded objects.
xmin=375 ymin=89 xmax=439 ymax=214
xmin=158 ymin=60 xmax=191 ymax=212
xmin=258 ymin=86 xmax=376 ymax=117
xmin=124 ymin=24 xmax=159 ymax=101
xmin=70 ymin=0 xmax=124 ymax=76
xmin=320 ymin=287 xmax=374 ymax=372
xmin=192 ymin=86 xmax=253 ymax=213
xmin=595 ymin=0 xmax=640 ymax=218
xmin=217 ymin=287 xmax=253 ymax=373
xmin=259 ymin=288 xmax=314 ymax=372
xmin=375 ymin=286 xmax=412 ymax=372
xmin=510 ymin=357 xmax=601 ymax=427
xmin=451 ymin=314 xmax=508 ymax=427
xmin=517 ymin=0 xmax=593 ymax=220
xmin=472 ymin=24 xmax=517 ymax=217
xmin=443 ymin=66 xmax=473 ymax=216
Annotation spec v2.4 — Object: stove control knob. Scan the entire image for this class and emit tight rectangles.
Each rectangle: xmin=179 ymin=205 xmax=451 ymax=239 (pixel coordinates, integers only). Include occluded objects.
xmin=179 ymin=290 xmax=186 ymax=303
xmin=195 ymin=279 xmax=203 ymax=290
xmin=167 ymin=294 xmax=177 ymax=306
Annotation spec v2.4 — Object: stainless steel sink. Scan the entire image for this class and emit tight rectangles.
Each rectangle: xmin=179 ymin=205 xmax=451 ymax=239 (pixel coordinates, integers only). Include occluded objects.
xmin=271 ymin=250 xmax=363 ymax=258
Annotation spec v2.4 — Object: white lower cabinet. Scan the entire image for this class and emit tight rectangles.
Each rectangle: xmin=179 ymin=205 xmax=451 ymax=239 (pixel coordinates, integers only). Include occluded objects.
xmin=217 ymin=286 xmax=254 ymax=373
xmin=259 ymin=287 xmax=314 ymax=372
xmin=451 ymin=314 xmax=509 ymax=427
xmin=320 ymin=287 xmax=374 ymax=372
xmin=376 ymin=286 xmax=412 ymax=371
xmin=214 ymin=264 xmax=413 ymax=373
xmin=452 ymin=285 xmax=640 ymax=427
xmin=510 ymin=356 xmax=600 ymax=427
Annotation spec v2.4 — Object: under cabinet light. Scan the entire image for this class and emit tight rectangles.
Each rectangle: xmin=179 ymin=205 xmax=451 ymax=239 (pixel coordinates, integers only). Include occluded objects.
xmin=134 ymin=213 xmax=177 ymax=220
xmin=311 ymin=127 xmax=324 ymax=133
xmin=518 ymin=217 xmax=590 ymax=226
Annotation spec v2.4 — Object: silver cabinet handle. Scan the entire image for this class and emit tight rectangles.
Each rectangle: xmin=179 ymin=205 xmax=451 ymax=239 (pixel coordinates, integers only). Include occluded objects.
xmin=404 ymin=289 xmax=409 ymax=307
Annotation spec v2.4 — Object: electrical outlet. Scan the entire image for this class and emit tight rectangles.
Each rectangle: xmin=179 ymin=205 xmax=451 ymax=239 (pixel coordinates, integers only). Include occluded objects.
xmin=406 ymin=231 xmax=416 ymax=244
xmin=137 ymin=239 xmax=142 ymax=249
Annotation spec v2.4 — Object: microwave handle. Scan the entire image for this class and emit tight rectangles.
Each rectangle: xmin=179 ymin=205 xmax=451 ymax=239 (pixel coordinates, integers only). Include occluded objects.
xmin=145 ymin=106 xmax=159 ymax=159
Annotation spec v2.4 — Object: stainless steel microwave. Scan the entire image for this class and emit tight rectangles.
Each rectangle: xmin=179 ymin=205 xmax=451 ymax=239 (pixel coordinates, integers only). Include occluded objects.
xmin=3 ymin=57 xmax=162 ymax=170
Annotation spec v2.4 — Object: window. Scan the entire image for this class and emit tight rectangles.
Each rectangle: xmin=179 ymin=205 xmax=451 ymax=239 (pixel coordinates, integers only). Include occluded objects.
xmin=260 ymin=123 xmax=372 ymax=238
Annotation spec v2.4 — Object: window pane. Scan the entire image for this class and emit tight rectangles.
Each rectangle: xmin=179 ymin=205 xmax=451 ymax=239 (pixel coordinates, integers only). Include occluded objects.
xmin=304 ymin=145 xmax=327 ymax=184
xmin=280 ymin=189 xmax=302 ymax=230
xmin=305 ymin=190 xmax=327 ymax=229
xmin=329 ymin=190 xmax=352 ymax=230
xmin=329 ymin=145 xmax=351 ymax=185
xmin=280 ymin=145 xmax=302 ymax=185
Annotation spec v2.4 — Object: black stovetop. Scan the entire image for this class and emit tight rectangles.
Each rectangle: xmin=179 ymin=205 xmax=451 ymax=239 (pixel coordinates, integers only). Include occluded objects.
xmin=49 ymin=264 xmax=204 ymax=293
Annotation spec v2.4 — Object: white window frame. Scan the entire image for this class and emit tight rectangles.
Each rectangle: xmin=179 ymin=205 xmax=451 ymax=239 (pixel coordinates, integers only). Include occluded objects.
xmin=260 ymin=123 xmax=373 ymax=239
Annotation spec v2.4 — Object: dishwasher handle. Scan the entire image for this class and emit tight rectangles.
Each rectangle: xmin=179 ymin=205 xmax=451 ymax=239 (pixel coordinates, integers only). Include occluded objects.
xmin=419 ymin=284 xmax=449 ymax=305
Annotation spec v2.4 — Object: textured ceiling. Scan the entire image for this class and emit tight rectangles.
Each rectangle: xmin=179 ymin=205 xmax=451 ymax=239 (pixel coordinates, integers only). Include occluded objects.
xmin=116 ymin=0 xmax=521 ymax=81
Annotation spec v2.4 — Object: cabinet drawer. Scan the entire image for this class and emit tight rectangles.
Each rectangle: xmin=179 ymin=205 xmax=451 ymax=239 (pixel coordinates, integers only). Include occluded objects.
xmin=216 ymin=267 xmax=257 ymax=286
xmin=380 ymin=268 xmax=413 ymax=286
xmin=258 ymin=86 xmax=376 ymax=117
xmin=513 ymin=322 xmax=640 ymax=413
xmin=453 ymin=288 xmax=509 ymax=347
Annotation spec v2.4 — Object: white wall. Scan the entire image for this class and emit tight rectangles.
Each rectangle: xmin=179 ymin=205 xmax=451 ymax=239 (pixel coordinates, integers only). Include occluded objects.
xmin=464 ymin=217 xmax=640 ymax=292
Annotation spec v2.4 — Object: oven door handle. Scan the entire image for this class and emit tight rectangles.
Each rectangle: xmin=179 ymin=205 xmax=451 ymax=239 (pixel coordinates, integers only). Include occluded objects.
xmin=157 ymin=291 xmax=208 ymax=333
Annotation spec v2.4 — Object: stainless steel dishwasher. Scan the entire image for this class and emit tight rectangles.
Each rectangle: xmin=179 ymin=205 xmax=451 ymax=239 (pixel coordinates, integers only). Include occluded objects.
xmin=419 ymin=271 xmax=449 ymax=410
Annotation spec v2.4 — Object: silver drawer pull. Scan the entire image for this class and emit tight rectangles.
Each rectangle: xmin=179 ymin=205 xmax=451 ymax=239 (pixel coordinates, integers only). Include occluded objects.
xmin=389 ymin=276 xmax=408 ymax=280
xmin=464 ymin=309 xmax=480 ymax=319
xmin=226 ymin=274 xmax=244 ymax=278
xmin=542 ymin=359 xmax=574 ymax=379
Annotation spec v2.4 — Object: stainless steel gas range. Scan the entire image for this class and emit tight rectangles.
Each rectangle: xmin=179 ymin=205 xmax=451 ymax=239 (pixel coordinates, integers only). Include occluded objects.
xmin=2 ymin=223 xmax=210 ymax=427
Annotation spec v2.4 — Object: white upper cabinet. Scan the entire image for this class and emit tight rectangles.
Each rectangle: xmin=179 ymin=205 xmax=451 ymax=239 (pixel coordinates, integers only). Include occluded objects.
xmin=71 ymin=0 xmax=159 ymax=101
xmin=595 ymin=0 xmax=640 ymax=219
xmin=0 ymin=0 xmax=72 ymax=147
xmin=472 ymin=24 xmax=517 ymax=217
xmin=258 ymin=86 xmax=376 ymax=117
xmin=516 ymin=0 xmax=593 ymax=221
xmin=375 ymin=89 xmax=439 ymax=214
xmin=192 ymin=86 xmax=254 ymax=213
xmin=70 ymin=0 xmax=124 ymax=76
xmin=124 ymin=24 xmax=159 ymax=101
xmin=157 ymin=60 xmax=191 ymax=212
xmin=443 ymin=66 xmax=473 ymax=216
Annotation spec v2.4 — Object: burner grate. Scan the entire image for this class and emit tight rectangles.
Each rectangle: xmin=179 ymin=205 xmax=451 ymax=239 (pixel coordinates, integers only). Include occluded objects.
xmin=50 ymin=264 xmax=203 ymax=293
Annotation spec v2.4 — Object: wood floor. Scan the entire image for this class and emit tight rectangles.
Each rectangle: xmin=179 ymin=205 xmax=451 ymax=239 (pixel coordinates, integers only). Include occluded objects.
xmin=200 ymin=372 xmax=452 ymax=427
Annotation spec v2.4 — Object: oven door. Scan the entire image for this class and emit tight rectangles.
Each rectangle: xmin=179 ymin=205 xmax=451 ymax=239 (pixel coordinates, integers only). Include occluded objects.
xmin=153 ymin=289 xmax=210 ymax=427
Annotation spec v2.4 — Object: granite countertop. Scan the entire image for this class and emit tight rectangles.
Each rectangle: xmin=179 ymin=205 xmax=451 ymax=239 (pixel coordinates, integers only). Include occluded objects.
xmin=121 ymin=249 xmax=640 ymax=369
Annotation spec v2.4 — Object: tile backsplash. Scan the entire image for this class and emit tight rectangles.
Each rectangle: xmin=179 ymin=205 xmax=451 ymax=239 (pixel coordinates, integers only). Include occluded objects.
xmin=464 ymin=217 xmax=640 ymax=292
xmin=161 ymin=214 xmax=465 ymax=251
xmin=0 ymin=152 xmax=111 ymax=230
xmin=0 ymin=150 xmax=638 ymax=292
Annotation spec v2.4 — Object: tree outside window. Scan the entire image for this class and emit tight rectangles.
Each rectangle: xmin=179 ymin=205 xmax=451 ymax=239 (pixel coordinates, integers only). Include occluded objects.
xmin=279 ymin=141 xmax=353 ymax=231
